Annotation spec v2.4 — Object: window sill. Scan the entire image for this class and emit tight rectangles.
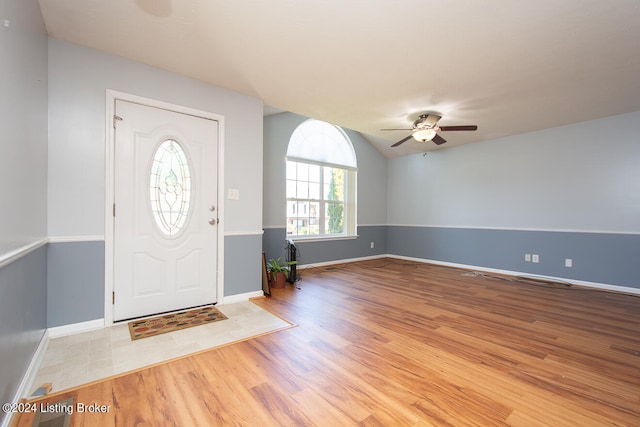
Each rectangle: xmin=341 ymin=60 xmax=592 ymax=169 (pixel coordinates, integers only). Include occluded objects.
xmin=288 ymin=235 xmax=358 ymax=243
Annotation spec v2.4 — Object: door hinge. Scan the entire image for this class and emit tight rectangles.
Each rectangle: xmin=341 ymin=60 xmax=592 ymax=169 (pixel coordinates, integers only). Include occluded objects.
xmin=112 ymin=291 xmax=115 ymax=304
xmin=113 ymin=203 xmax=116 ymax=217
xmin=113 ymin=115 xmax=123 ymax=128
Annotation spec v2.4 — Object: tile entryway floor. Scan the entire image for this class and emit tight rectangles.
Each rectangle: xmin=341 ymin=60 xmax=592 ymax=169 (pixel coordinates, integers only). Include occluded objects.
xmin=31 ymin=301 xmax=292 ymax=395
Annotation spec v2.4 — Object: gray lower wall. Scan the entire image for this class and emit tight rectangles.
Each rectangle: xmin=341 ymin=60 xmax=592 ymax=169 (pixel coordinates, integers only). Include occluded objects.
xmin=0 ymin=246 xmax=47 ymax=414
xmin=265 ymin=224 xmax=639 ymax=289
xmin=45 ymin=236 xmax=264 ymax=325
xmin=224 ymin=234 xmax=263 ymax=296
xmin=47 ymin=242 xmax=105 ymax=327
xmin=263 ymin=226 xmax=387 ymax=266
xmin=41 ymin=225 xmax=640 ymax=333
xmin=387 ymin=226 xmax=640 ymax=289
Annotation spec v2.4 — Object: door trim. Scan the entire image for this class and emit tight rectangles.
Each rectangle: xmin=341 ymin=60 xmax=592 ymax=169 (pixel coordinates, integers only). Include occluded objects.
xmin=104 ymin=90 xmax=225 ymax=326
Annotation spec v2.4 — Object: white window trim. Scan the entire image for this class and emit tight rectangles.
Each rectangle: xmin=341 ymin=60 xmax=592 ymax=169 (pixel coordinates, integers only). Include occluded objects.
xmin=286 ymin=155 xmax=357 ymax=172
xmin=290 ymin=234 xmax=359 ymax=243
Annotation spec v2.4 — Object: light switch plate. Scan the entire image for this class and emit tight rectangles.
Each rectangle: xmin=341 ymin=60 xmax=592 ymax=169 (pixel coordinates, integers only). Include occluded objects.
xmin=228 ymin=188 xmax=240 ymax=200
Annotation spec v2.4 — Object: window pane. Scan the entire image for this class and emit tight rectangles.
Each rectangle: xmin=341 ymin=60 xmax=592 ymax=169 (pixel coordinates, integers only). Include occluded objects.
xmin=324 ymin=168 xmax=344 ymax=202
xmin=325 ymin=202 xmax=344 ymax=234
xmin=286 ymin=180 xmax=297 ymax=198
xmin=298 ymin=201 xmax=307 ymax=216
xmin=308 ymin=164 xmax=321 ymax=183
xmin=287 ymin=218 xmax=301 ymax=235
xmin=296 ymin=181 xmax=308 ymax=199
xmin=309 ymin=182 xmax=320 ymax=200
xmin=287 ymin=201 xmax=307 ymax=235
xmin=297 ymin=163 xmax=309 ymax=181
xmin=323 ymin=167 xmax=332 ymax=184
xmin=286 ymin=160 xmax=297 ymax=180
xmin=287 ymin=201 xmax=296 ymax=215
xmin=309 ymin=202 xmax=320 ymax=235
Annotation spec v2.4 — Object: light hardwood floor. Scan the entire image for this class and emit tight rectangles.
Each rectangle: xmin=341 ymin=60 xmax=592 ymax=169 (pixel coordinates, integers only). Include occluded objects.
xmin=15 ymin=259 xmax=640 ymax=426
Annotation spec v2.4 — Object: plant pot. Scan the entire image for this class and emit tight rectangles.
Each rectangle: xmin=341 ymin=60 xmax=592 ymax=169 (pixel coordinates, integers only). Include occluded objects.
xmin=270 ymin=271 xmax=287 ymax=289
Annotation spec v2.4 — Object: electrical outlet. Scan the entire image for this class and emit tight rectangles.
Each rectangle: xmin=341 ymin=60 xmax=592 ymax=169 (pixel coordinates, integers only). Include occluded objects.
xmin=532 ymin=254 xmax=540 ymax=263
xmin=525 ymin=254 xmax=531 ymax=262
xmin=370 ymin=242 xmax=374 ymax=249
xmin=565 ymin=258 xmax=573 ymax=268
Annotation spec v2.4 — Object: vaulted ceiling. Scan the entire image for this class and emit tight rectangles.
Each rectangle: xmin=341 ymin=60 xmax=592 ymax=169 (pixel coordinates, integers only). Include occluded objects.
xmin=38 ymin=0 xmax=640 ymax=158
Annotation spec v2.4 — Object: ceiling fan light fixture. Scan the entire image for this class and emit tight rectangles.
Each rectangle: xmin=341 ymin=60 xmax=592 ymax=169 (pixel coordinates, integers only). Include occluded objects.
xmin=412 ymin=128 xmax=437 ymax=142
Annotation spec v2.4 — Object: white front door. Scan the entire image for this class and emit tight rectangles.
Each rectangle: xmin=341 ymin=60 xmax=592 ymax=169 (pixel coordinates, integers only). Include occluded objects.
xmin=113 ymin=100 xmax=218 ymax=321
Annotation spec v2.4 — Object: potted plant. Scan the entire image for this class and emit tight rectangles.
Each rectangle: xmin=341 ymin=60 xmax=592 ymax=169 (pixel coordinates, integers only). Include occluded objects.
xmin=267 ymin=257 xmax=297 ymax=289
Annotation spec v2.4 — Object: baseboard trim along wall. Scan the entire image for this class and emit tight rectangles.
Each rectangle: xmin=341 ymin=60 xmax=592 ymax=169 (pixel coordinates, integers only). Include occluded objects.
xmin=9 ymin=318 xmax=105 ymax=413
xmin=293 ymin=252 xmax=640 ymax=296
xmin=11 ymin=330 xmax=49 ymax=404
xmin=388 ymin=254 xmax=640 ymax=296
xmin=47 ymin=318 xmax=105 ymax=338
xmin=222 ymin=290 xmax=265 ymax=304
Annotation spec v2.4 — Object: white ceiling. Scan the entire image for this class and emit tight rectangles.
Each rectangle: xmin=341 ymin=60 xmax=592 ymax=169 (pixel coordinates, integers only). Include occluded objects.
xmin=38 ymin=0 xmax=640 ymax=158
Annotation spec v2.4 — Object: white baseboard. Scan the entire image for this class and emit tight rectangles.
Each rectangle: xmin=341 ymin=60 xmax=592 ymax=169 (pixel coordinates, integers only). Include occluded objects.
xmin=47 ymin=318 xmax=105 ymax=338
xmin=387 ymin=254 xmax=640 ymax=295
xmin=3 ymin=328 xmax=50 ymax=427
xmin=221 ymin=290 xmax=265 ymax=304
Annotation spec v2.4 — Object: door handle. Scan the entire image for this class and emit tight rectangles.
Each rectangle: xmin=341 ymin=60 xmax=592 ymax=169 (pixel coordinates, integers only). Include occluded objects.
xmin=208 ymin=218 xmax=217 ymax=225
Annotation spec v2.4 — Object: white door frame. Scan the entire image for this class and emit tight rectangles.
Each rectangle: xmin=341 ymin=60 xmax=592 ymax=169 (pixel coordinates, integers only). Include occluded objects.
xmin=104 ymin=90 xmax=225 ymax=326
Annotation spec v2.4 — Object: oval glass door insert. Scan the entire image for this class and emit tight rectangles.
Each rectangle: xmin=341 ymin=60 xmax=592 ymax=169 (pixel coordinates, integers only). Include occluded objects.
xmin=149 ymin=139 xmax=192 ymax=236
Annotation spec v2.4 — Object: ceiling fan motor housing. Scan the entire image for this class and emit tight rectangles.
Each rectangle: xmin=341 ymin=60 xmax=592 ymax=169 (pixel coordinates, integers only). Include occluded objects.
xmin=412 ymin=114 xmax=441 ymax=142
xmin=413 ymin=114 xmax=441 ymax=130
xmin=388 ymin=112 xmax=476 ymax=147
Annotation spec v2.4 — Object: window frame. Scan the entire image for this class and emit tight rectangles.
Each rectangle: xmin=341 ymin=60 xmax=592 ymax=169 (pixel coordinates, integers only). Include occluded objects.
xmin=285 ymin=157 xmax=356 ymax=240
xmin=285 ymin=119 xmax=358 ymax=242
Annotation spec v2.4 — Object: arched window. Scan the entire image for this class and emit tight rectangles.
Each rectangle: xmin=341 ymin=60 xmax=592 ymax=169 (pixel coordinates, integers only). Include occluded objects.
xmin=286 ymin=119 xmax=357 ymax=238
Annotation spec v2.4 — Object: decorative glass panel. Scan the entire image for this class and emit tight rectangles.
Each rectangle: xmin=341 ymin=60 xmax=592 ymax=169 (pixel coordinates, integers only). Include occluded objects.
xmin=149 ymin=139 xmax=191 ymax=236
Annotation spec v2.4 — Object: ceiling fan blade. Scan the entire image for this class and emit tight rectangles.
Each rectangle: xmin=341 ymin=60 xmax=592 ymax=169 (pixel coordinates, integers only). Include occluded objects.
xmin=432 ymin=134 xmax=447 ymax=145
xmin=391 ymin=135 xmax=413 ymax=147
xmin=438 ymin=125 xmax=478 ymax=131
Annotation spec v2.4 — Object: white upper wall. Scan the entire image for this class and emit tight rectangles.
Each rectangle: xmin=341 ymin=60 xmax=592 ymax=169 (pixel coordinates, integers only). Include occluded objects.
xmin=47 ymin=38 xmax=263 ymax=238
xmin=388 ymin=111 xmax=640 ymax=233
xmin=0 ymin=0 xmax=48 ymax=255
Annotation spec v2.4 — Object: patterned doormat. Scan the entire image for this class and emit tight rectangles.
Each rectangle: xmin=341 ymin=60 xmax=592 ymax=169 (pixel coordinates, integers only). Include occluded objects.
xmin=128 ymin=305 xmax=227 ymax=340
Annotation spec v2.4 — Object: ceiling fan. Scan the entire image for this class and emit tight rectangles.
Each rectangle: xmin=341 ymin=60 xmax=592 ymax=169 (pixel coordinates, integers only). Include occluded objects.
xmin=382 ymin=114 xmax=478 ymax=147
